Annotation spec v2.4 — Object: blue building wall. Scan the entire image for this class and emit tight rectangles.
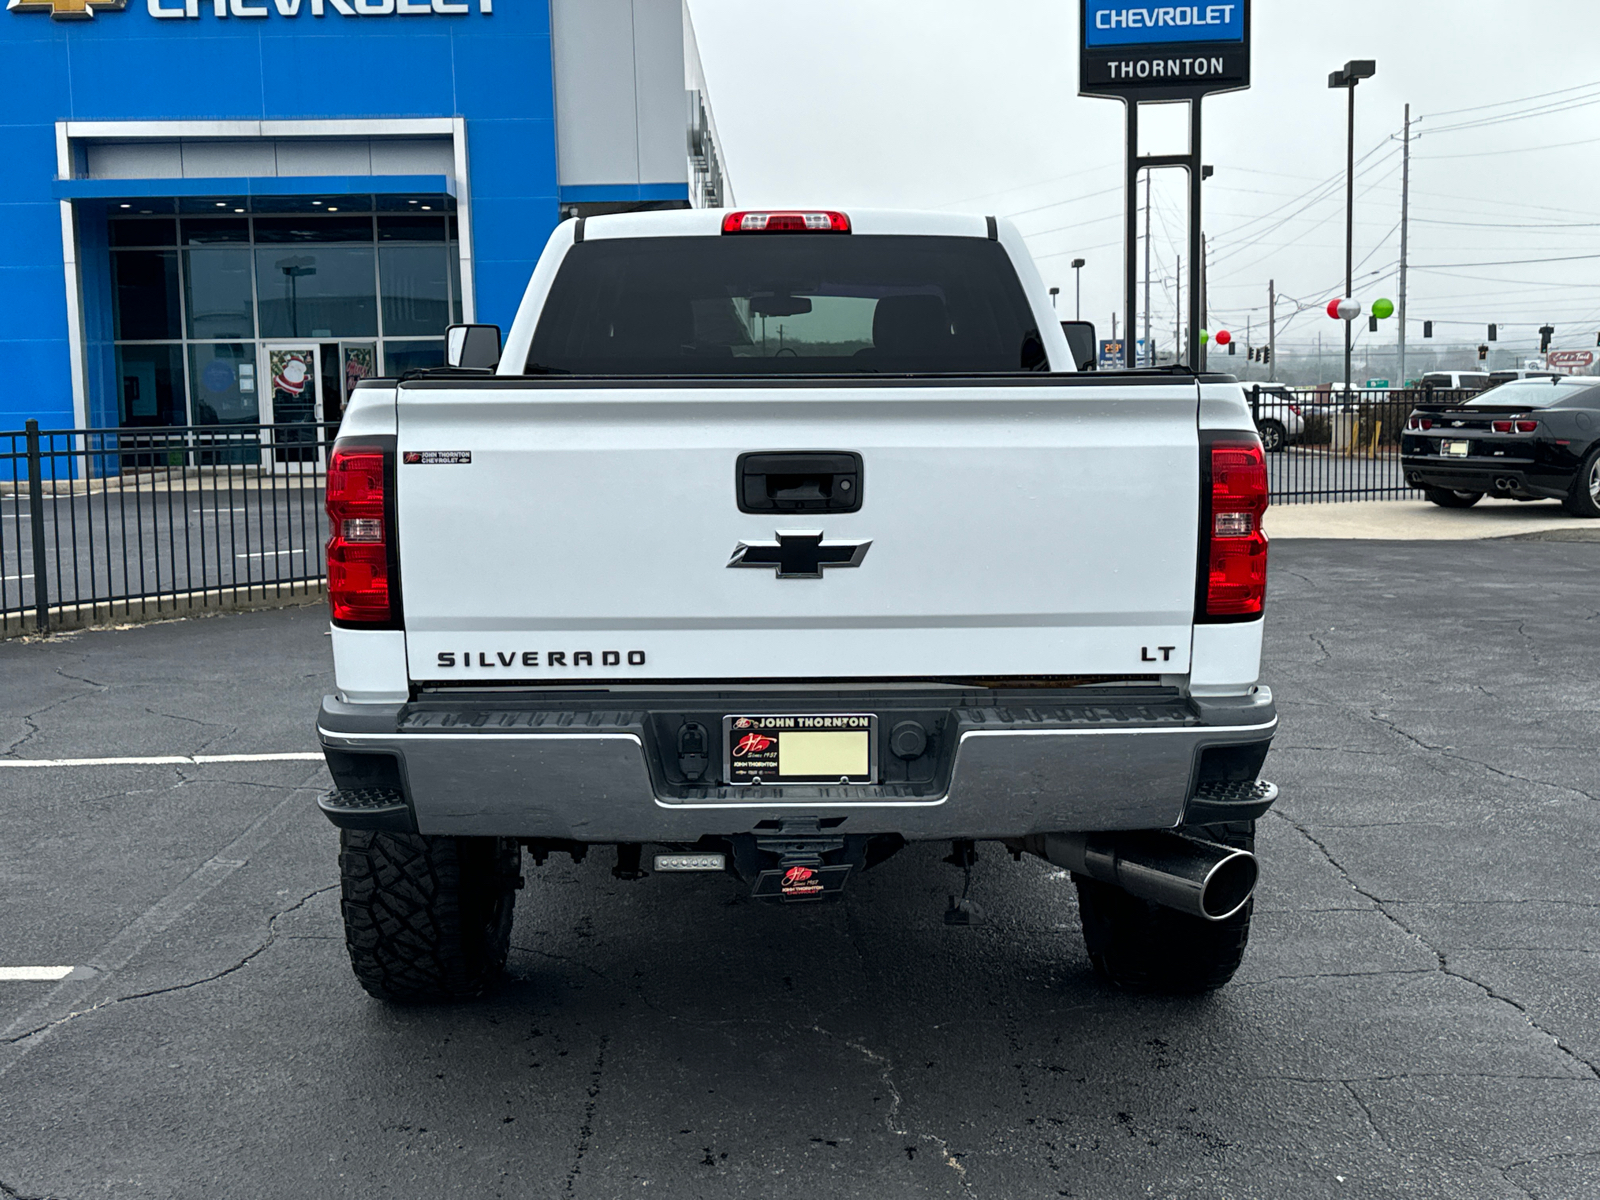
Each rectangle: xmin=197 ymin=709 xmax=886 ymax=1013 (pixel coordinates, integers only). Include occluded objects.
xmin=0 ymin=0 xmax=560 ymax=431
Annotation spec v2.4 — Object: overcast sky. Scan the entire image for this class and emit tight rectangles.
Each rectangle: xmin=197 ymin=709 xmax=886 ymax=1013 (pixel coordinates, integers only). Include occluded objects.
xmin=689 ymin=0 xmax=1600 ymax=360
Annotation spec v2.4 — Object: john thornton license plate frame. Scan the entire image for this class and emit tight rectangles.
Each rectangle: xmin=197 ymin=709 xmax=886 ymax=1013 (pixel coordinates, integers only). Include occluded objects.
xmin=722 ymin=714 xmax=878 ymax=786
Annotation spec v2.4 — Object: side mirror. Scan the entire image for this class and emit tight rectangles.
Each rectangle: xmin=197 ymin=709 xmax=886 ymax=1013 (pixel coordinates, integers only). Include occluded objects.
xmin=1060 ymin=320 xmax=1098 ymax=371
xmin=446 ymin=324 xmax=503 ymax=370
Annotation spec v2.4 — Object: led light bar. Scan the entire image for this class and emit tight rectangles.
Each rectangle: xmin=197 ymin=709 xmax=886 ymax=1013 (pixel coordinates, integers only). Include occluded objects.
xmin=653 ymin=854 xmax=726 ymax=872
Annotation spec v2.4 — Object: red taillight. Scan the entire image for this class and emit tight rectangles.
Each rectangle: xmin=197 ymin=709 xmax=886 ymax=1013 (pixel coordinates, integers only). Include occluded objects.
xmin=326 ymin=445 xmax=394 ymax=625
xmin=1287 ymin=404 xmax=1302 ymax=416
xmin=1203 ymin=437 xmax=1269 ymax=620
xmin=1516 ymin=420 xmax=1538 ymax=433
xmin=721 ymin=210 xmax=850 ymax=234
xmin=1407 ymin=415 xmax=1434 ymax=431
xmin=1492 ymin=420 xmax=1513 ymax=433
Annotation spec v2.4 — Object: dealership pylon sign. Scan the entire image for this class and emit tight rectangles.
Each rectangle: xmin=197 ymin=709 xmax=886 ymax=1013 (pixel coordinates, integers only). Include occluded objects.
xmin=1079 ymin=1 xmax=1251 ymax=370
xmin=1080 ymin=1 xmax=1251 ymax=100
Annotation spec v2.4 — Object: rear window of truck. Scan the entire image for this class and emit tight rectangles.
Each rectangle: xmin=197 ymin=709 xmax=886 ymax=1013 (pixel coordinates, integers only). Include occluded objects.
xmin=525 ymin=235 xmax=1048 ymax=375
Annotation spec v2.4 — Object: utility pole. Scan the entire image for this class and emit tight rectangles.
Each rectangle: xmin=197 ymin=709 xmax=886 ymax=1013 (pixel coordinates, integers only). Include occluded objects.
xmin=1142 ymin=170 xmax=1152 ymax=367
xmin=1398 ymin=102 xmax=1411 ymax=386
xmin=1268 ymin=279 xmax=1277 ymax=383
xmin=1174 ymin=254 xmax=1182 ymax=365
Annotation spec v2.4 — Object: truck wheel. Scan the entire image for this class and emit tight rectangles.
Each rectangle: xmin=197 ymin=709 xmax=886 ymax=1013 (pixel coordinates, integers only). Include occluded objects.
xmin=339 ymin=831 xmax=520 ymax=1003
xmin=1074 ymin=821 xmax=1254 ymax=994
xmin=1257 ymin=419 xmax=1287 ymax=453
xmin=1561 ymin=447 xmax=1600 ymax=518
xmin=1424 ymin=487 xmax=1483 ymax=508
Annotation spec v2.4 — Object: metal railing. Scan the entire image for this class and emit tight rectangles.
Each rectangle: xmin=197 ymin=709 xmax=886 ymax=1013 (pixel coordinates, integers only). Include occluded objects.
xmin=2 ymin=421 xmax=335 ymax=636
xmin=1249 ymin=385 xmax=1475 ymax=505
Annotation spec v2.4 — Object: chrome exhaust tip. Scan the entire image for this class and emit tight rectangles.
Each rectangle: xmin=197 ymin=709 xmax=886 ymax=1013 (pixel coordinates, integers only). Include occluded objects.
xmin=1042 ymin=831 xmax=1259 ymax=922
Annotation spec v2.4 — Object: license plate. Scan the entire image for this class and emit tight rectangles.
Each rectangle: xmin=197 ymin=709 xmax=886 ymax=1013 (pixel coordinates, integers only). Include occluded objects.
xmin=723 ymin=714 xmax=876 ymax=785
xmin=1442 ymin=440 xmax=1471 ymax=457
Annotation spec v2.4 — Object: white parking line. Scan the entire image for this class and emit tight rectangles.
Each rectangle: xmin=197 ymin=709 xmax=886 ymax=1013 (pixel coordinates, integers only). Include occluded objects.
xmin=235 ymin=549 xmax=309 ymax=559
xmin=2 ymin=575 xmax=33 ymax=582
xmin=0 ymin=752 xmax=324 ymax=768
xmin=0 ymin=967 xmax=75 ymax=982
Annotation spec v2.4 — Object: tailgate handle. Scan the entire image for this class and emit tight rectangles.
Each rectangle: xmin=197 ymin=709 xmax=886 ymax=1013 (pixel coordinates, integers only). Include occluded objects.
xmin=737 ymin=451 xmax=863 ymax=513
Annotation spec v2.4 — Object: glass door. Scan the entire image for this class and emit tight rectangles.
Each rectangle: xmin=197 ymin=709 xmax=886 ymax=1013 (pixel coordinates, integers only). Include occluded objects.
xmin=260 ymin=344 xmax=325 ymax=469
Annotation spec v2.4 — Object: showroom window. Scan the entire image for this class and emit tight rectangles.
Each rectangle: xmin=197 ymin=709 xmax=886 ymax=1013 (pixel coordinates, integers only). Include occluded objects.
xmin=107 ymin=206 xmax=462 ymax=429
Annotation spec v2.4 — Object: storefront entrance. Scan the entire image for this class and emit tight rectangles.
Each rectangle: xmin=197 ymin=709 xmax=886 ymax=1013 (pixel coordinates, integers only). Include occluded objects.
xmin=261 ymin=344 xmax=325 ymax=467
xmin=104 ymin=202 xmax=460 ymax=439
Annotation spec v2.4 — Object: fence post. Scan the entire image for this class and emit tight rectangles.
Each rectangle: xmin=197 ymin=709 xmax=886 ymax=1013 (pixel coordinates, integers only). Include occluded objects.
xmin=1249 ymin=384 xmax=1260 ymax=423
xmin=25 ymin=419 xmax=49 ymax=633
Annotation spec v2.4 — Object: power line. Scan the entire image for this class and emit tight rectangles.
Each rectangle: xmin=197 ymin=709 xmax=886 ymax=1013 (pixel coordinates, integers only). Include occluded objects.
xmin=1414 ymin=252 xmax=1600 ymax=268
xmin=1418 ymin=81 xmax=1600 ymax=121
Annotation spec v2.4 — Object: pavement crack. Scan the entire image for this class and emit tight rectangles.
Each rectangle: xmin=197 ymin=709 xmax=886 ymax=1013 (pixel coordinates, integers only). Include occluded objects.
xmin=1340 ymin=1081 xmax=1397 ymax=1155
xmin=5 ymin=885 xmax=336 ymax=1041
xmin=1307 ymin=633 xmax=1333 ymax=662
xmin=0 ymin=1177 xmax=64 ymax=1200
xmin=811 ymin=1022 xmax=973 ymax=1191
xmin=1275 ymin=811 xmax=1600 ymax=1082
xmin=1367 ymin=710 xmax=1600 ymax=805
xmin=562 ymin=1033 xmax=609 ymax=1195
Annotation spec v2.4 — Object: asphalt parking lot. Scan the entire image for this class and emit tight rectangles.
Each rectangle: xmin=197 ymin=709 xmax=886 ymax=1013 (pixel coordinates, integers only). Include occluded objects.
xmin=2 ymin=539 xmax=1598 ymax=1200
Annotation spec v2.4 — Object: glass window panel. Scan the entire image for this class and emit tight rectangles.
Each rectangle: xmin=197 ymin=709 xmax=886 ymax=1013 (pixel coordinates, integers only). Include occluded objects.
xmin=184 ymin=247 xmax=255 ymax=340
xmin=110 ymin=218 xmax=177 ymax=247
xmin=379 ymin=245 xmax=451 ymax=337
xmin=114 ymin=343 xmax=187 ymax=426
xmin=188 ymin=343 xmax=259 ymax=425
xmin=183 ymin=218 xmax=250 ymax=245
xmin=383 ymin=340 xmax=445 ymax=376
xmin=113 ymin=250 xmax=182 ymax=340
xmin=253 ymin=216 xmax=375 ymax=243
xmin=378 ymin=216 xmax=447 ymax=242
xmin=449 ymin=245 xmax=462 ymax=324
xmin=255 ymin=246 xmax=378 ymax=338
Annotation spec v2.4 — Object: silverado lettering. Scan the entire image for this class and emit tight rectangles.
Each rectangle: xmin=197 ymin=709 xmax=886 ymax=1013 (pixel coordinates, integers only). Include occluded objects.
xmin=434 ymin=650 xmax=645 ymax=669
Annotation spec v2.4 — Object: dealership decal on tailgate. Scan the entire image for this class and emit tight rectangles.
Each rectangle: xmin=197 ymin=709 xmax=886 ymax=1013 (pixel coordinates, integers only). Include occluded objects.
xmin=723 ymin=714 xmax=876 ymax=785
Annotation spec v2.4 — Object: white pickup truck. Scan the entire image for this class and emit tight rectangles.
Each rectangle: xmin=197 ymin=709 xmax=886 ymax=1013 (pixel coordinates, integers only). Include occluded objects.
xmin=316 ymin=208 xmax=1278 ymax=1003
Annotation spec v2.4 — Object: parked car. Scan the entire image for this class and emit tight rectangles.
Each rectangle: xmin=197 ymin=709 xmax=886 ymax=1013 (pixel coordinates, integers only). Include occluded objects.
xmin=1248 ymin=386 xmax=1303 ymax=452
xmin=1421 ymin=371 xmax=1491 ymax=392
xmin=1488 ymin=369 xmax=1561 ymax=386
xmin=1401 ymin=375 xmax=1600 ymax=515
xmin=316 ymin=207 xmax=1280 ymax=1003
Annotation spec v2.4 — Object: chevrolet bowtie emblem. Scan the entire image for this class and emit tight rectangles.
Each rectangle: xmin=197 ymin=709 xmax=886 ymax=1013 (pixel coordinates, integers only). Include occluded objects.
xmin=728 ymin=530 xmax=871 ymax=579
xmin=8 ymin=0 xmax=126 ymax=18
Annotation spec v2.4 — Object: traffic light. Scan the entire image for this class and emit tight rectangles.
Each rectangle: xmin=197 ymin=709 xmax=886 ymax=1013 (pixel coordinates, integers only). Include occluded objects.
xmin=1478 ymin=344 xmax=1489 ymax=362
xmin=1227 ymin=340 xmax=1236 ymax=356
xmin=1488 ymin=323 xmax=1497 ymax=342
xmin=1262 ymin=346 xmax=1271 ymax=365
xmin=1369 ymin=316 xmax=1378 ymax=332
xmin=1423 ymin=321 xmax=1433 ymax=339
xmin=1540 ymin=325 xmax=1555 ymax=351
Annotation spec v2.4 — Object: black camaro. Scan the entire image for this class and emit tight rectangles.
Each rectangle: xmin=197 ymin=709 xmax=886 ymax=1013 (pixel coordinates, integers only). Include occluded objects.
xmin=1402 ymin=376 xmax=1600 ymax=517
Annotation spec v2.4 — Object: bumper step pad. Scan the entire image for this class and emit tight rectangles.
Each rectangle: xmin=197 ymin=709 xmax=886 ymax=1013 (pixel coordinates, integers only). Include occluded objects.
xmin=317 ymin=787 xmax=417 ymax=833
xmin=1185 ymin=778 xmax=1279 ymax=823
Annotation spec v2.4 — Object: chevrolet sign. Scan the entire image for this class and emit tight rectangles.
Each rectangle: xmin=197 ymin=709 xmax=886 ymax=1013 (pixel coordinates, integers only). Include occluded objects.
xmin=1080 ymin=0 xmax=1250 ymax=100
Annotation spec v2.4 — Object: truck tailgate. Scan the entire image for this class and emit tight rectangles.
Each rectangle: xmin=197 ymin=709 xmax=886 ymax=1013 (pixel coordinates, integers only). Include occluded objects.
xmin=394 ymin=381 xmax=1200 ymax=682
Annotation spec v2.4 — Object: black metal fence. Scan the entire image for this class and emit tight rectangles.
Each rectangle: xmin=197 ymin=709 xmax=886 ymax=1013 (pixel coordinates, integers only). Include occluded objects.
xmin=1250 ymin=385 xmax=1475 ymax=505
xmin=2 ymin=389 xmax=1474 ymax=636
xmin=2 ymin=421 xmax=334 ymax=636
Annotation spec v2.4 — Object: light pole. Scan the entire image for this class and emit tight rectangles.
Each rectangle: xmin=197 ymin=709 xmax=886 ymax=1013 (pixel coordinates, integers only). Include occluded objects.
xmin=1071 ymin=258 xmax=1086 ymax=321
xmin=1329 ymin=59 xmax=1376 ymax=389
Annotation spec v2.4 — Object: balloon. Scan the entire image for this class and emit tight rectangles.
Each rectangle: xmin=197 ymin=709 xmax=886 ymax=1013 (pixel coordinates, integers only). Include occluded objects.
xmin=1337 ymin=298 xmax=1362 ymax=321
xmin=1327 ymin=299 xmax=1344 ymax=319
xmin=1372 ymin=298 xmax=1395 ymax=319
xmin=1215 ymin=330 xmax=1232 ymax=345
xmin=1199 ymin=329 xmax=1209 ymax=344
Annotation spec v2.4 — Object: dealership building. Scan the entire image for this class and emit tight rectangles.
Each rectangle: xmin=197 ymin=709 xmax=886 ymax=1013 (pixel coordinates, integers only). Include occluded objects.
xmin=1 ymin=0 xmax=730 ymax=435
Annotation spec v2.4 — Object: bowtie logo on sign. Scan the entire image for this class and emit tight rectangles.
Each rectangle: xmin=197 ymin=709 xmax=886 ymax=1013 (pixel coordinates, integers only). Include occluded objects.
xmin=7 ymin=0 xmax=126 ymax=20
xmin=142 ymin=0 xmax=491 ymax=16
